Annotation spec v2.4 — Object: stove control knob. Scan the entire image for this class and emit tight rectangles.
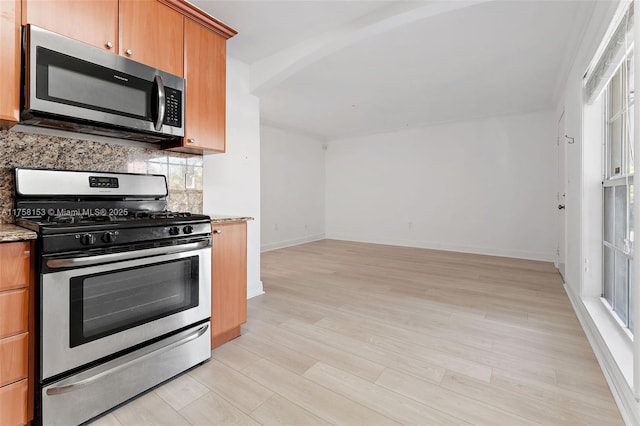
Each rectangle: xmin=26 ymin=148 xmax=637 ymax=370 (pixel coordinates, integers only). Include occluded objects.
xmin=183 ymin=225 xmax=194 ymax=234
xmin=80 ymin=233 xmax=96 ymax=246
xmin=169 ymin=226 xmax=180 ymax=235
xmin=102 ymin=231 xmax=117 ymax=243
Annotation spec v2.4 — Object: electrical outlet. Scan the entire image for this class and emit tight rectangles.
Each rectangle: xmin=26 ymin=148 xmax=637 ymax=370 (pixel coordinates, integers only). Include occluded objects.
xmin=185 ymin=173 xmax=195 ymax=189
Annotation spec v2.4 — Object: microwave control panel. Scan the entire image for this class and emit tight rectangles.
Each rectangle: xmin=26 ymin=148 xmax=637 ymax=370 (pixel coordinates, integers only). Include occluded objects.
xmin=164 ymin=88 xmax=182 ymax=128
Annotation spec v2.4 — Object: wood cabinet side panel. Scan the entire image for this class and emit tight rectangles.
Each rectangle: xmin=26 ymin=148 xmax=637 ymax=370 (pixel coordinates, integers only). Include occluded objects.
xmin=210 ymin=326 xmax=241 ymax=349
xmin=0 ymin=0 xmax=21 ymax=126
xmin=236 ymin=222 xmax=248 ymax=323
xmin=119 ymin=0 xmax=184 ymax=76
xmin=0 ymin=290 xmax=28 ymax=339
xmin=22 ymin=0 xmax=118 ymax=51
xmin=184 ymin=18 xmax=226 ymax=152
xmin=0 ymin=333 xmax=28 ymax=388
xmin=211 ymin=222 xmax=247 ymax=341
xmin=0 ymin=242 xmax=31 ymax=292
xmin=0 ymin=379 xmax=28 ymax=426
xmin=26 ymin=241 xmax=34 ymax=422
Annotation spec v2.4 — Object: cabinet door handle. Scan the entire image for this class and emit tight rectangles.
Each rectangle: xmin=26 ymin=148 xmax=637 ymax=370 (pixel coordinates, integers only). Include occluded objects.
xmin=187 ymin=138 xmax=196 ymax=144
xmin=214 ymin=229 xmax=222 ymax=234
xmin=105 ymin=41 xmax=113 ymax=49
xmin=125 ymin=49 xmax=133 ymax=56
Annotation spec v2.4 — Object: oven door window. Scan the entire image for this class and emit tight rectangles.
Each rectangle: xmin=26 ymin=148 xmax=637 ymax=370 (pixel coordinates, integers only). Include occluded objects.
xmin=69 ymin=257 xmax=199 ymax=347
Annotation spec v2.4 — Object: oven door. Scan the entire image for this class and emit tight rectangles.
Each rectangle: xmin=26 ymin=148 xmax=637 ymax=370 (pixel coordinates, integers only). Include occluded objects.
xmin=40 ymin=239 xmax=211 ymax=381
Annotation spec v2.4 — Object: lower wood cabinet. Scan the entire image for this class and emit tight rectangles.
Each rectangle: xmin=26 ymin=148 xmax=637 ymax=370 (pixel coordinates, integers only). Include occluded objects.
xmin=0 ymin=379 xmax=28 ymax=425
xmin=211 ymin=221 xmax=247 ymax=348
xmin=0 ymin=241 xmax=33 ymax=426
xmin=0 ymin=334 xmax=28 ymax=387
xmin=0 ymin=289 xmax=29 ymax=338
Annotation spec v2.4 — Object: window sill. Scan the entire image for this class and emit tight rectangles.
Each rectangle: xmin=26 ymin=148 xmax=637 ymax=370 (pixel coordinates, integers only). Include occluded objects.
xmin=573 ymin=293 xmax=640 ymax=424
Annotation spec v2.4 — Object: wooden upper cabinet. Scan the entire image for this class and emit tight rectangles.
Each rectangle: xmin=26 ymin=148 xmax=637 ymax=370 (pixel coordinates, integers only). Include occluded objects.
xmin=13 ymin=0 xmax=236 ymax=151
xmin=22 ymin=0 xmax=183 ymax=76
xmin=22 ymin=0 xmax=118 ymax=52
xmin=0 ymin=0 xmax=21 ymax=128
xmin=183 ymin=18 xmax=226 ymax=152
xmin=119 ymin=0 xmax=184 ymax=77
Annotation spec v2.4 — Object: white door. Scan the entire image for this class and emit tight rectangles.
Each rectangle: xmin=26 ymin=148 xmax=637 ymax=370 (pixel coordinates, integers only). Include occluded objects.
xmin=557 ymin=111 xmax=566 ymax=280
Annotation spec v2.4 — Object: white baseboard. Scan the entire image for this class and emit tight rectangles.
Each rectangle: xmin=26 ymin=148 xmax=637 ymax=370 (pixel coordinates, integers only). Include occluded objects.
xmin=324 ymin=233 xmax=554 ymax=262
xmin=563 ymin=283 xmax=639 ymax=426
xmin=247 ymin=280 xmax=264 ymax=299
xmin=261 ymin=233 xmax=326 ymax=252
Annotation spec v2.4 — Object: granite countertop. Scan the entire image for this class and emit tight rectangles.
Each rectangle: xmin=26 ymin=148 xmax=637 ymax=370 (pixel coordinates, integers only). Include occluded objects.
xmin=0 ymin=224 xmax=38 ymax=242
xmin=208 ymin=215 xmax=254 ymax=224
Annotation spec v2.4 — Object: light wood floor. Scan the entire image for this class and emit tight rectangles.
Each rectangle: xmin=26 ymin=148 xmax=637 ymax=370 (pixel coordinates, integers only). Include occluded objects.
xmin=92 ymin=239 xmax=623 ymax=425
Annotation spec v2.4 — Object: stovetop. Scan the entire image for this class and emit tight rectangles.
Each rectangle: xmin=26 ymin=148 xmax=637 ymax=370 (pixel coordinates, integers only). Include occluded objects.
xmin=14 ymin=168 xmax=212 ymax=254
xmin=18 ymin=210 xmax=210 ymax=232
xmin=17 ymin=211 xmax=212 ymax=254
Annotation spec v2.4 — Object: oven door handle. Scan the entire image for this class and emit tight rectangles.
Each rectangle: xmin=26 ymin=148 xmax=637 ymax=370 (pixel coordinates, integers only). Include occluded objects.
xmin=45 ymin=323 xmax=209 ymax=396
xmin=46 ymin=239 xmax=210 ymax=269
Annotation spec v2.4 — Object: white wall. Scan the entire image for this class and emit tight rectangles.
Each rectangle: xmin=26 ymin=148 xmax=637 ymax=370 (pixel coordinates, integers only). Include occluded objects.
xmin=203 ymin=57 xmax=263 ymax=298
xmin=260 ymin=125 xmax=326 ymax=251
xmin=557 ymin=0 xmax=624 ymax=300
xmin=325 ymin=111 xmax=557 ymax=261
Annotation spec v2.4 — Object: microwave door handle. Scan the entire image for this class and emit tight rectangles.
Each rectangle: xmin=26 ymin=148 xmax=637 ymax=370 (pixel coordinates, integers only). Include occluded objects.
xmin=153 ymin=74 xmax=166 ymax=131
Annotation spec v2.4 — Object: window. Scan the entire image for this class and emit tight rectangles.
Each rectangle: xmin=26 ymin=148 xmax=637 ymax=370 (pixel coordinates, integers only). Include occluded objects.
xmin=602 ymin=51 xmax=634 ymax=332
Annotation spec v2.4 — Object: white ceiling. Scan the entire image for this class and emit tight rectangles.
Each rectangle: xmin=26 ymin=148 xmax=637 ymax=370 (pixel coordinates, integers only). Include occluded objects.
xmin=190 ymin=0 xmax=600 ymax=140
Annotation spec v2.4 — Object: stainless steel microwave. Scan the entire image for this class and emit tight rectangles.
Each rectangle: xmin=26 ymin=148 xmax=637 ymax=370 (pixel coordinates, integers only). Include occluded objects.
xmin=22 ymin=25 xmax=185 ymax=143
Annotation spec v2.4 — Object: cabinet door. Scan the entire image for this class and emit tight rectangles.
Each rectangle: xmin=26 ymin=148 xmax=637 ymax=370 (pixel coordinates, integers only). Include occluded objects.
xmin=0 ymin=333 xmax=28 ymax=387
xmin=0 ymin=290 xmax=28 ymax=339
xmin=22 ymin=0 xmax=118 ymax=52
xmin=211 ymin=222 xmax=247 ymax=345
xmin=0 ymin=0 xmax=21 ymax=128
xmin=0 ymin=242 xmax=31 ymax=292
xmin=0 ymin=379 xmax=28 ymax=426
xmin=119 ymin=0 xmax=184 ymax=77
xmin=183 ymin=18 xmax=226 ymax=152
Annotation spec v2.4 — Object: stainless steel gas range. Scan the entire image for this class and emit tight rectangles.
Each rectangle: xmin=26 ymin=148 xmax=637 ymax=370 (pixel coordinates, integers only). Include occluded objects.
xmin=14 ymin=168 xmax=212 ymax=426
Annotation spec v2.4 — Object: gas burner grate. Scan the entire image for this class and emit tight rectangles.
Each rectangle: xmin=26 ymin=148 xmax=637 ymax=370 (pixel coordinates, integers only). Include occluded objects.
xmin=39 ymin=211 xmax=196 ymax=225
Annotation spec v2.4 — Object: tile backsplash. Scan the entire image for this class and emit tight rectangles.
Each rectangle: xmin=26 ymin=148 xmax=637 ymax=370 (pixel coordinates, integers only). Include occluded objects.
xmin=0 ymin=130 xmax=203 ymax=224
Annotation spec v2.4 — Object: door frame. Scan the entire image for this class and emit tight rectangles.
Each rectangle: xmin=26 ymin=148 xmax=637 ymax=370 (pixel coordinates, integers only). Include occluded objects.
xmin=557 ymin=109 xmax=567 ymax=280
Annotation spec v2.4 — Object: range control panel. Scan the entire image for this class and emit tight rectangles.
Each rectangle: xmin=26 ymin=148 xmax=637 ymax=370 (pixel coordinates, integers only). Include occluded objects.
xmin=89 ymin=176 xmax=119 ymax=188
